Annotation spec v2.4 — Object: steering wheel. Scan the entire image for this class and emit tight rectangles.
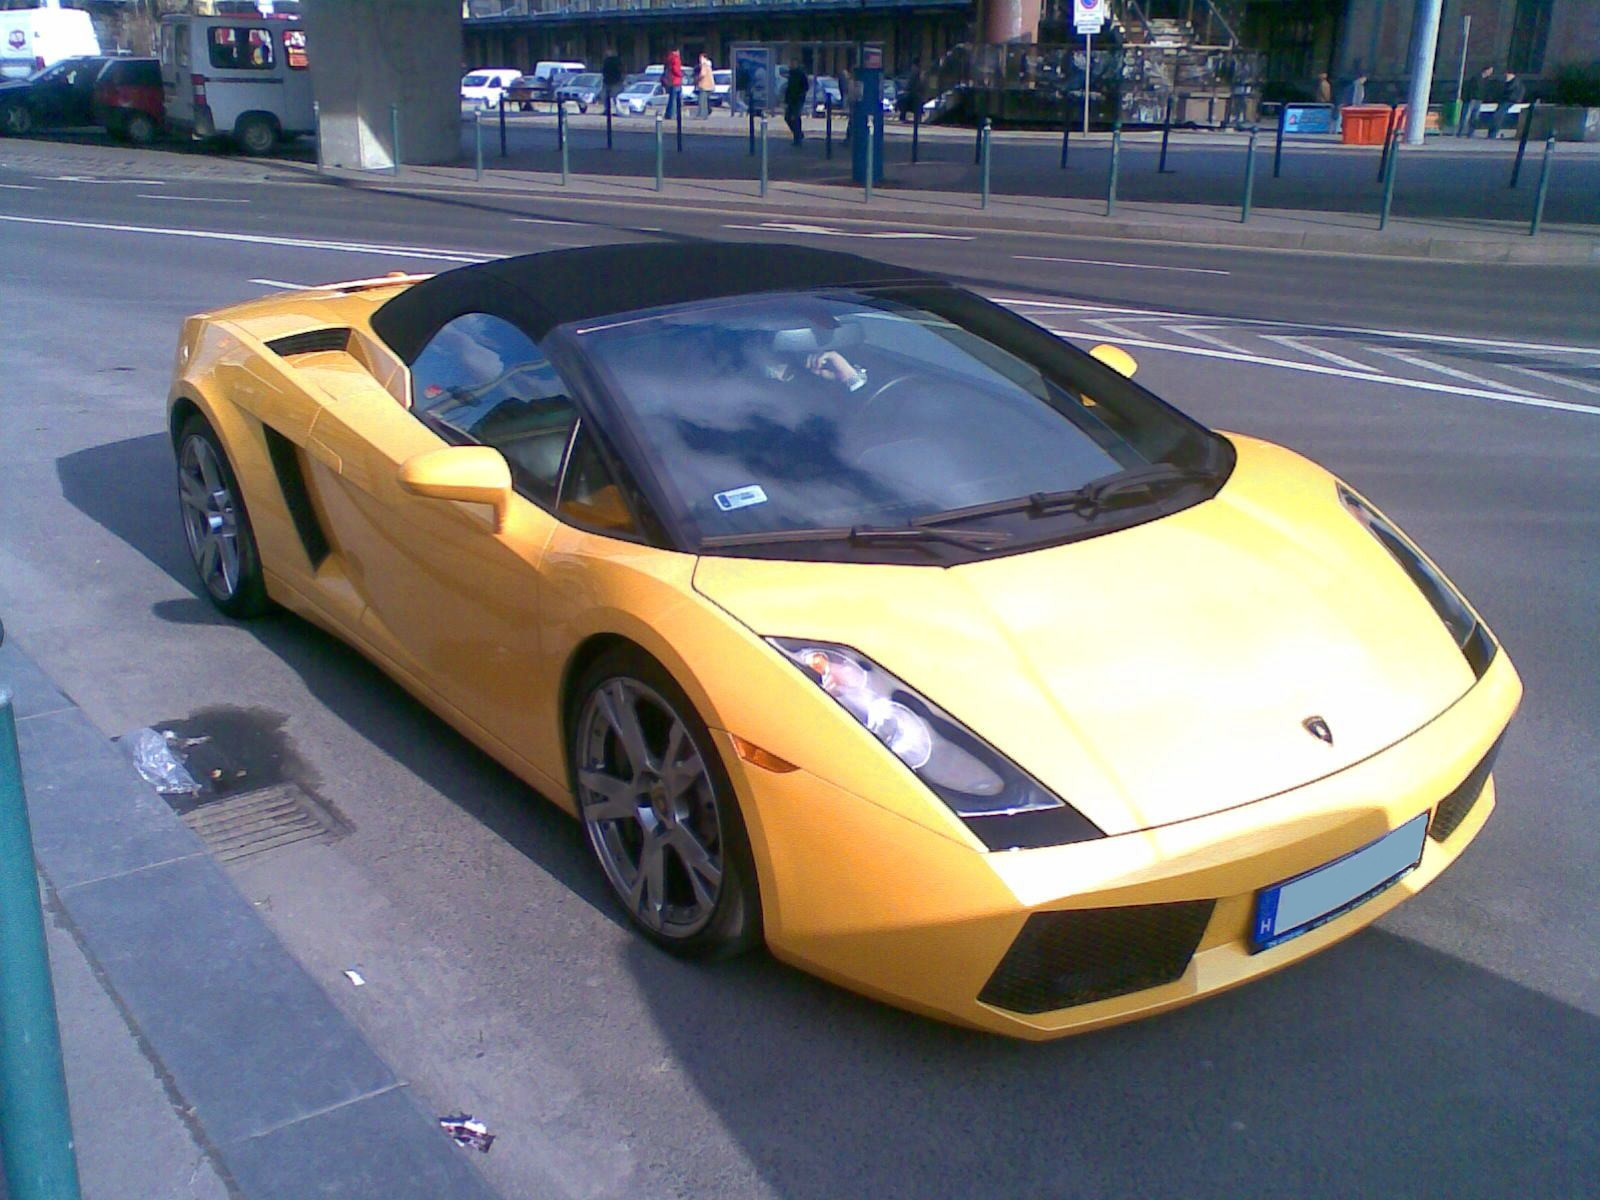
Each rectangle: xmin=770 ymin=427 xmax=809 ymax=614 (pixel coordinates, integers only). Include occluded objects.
xmin=857 ymin=371 xmax=930 ymax=420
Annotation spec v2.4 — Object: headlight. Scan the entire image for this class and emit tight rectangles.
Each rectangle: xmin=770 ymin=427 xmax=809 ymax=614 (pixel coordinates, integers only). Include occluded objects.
xmin=768 ymin=638 xmax=1104 ymax=850
xmin=1338 ymin=483 xmax=1496 ymax=675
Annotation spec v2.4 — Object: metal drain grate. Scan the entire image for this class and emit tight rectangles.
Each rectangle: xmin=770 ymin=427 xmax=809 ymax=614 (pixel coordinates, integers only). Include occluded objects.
xmin=180 ymin=782 xmax=337 ymax=863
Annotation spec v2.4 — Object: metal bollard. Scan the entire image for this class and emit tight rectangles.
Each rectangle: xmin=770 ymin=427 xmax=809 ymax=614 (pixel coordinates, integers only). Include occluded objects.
xmin=748 ymin=107 xmax=756 ymax=156
xmin=1240 ymin=126 xmax=1258 ymax=223
xmin=759 ymin=115 xmax=769 ymax=197
xmin=1159 ymin=95 xmax=1175 ymax=173
xmin=499 ymin=95 xmax=507 ymax=158
xmin=474 ymin=110 xmax=483 ymax=180
xmin=864 ymin=112 xmax=874 ymax=204
xmin=1379 ymin=133 xmax=1400 ymax=230
xmin=1530 ymin=136 xmax=1554 ymax=236
xmin=561 ymin=111 xmax=570 ymax=185
xmin=312 ymin=100 xmax=323 ymax=173
xmin=605 ymin=88 xmax=613 ymax=150
xmin=1273 ymin=101 xmax=1286 ymax=177
xmin=912 ymin=99 xmax=920 ymax=163
xmin=556 ymin=99 xmax=565 ymax=153
xmin=676 ymin=91 xmax=683 ymax=152
xmin=654 ymin=113 xmax=663 ymax=191
xmin=389 ymin=102 xmax=400 ymax=176
xmin=1377 ymin=105 xmax=1397 ymax=183
xmin=1510 ymin=100 xmax=1537 ymax=188
xmin=1059 ymin=94 xmax=1070 ymax=168
xmin=825 ymin=96 xmax=833 ymax=160
xmin=979 ymin=118 xmax=991 ymax=209
xmin=0 ymin=690 xmax=85 ymax=1200
xmin=1105 ymin=124 xmax=1121 ymax=216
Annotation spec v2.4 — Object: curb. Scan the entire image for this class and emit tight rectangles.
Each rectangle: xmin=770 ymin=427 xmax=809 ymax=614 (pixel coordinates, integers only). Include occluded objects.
xmin=0 ymin=633 xmax=501 ymax=1200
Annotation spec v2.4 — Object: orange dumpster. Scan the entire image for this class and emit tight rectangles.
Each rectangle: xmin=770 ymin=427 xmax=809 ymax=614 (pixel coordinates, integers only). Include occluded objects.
xmin=1341 ymin=104 xmax=1406 ymax=145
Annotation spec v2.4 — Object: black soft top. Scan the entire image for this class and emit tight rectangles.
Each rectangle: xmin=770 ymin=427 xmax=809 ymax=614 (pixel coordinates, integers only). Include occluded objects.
xmin=369 ymin=242 xmax=934 ymax=364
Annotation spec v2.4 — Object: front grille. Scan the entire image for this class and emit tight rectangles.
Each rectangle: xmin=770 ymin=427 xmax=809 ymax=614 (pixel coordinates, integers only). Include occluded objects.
xmin=1429 ymin=737 xmax=1503 ymax=842
xmin=978 ymin=901 xmax=1216 ymax=1015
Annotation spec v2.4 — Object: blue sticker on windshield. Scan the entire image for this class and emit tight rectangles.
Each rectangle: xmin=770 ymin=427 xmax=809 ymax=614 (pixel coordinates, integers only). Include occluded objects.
xmin=714 ymin=485 xmax=769 ymax=512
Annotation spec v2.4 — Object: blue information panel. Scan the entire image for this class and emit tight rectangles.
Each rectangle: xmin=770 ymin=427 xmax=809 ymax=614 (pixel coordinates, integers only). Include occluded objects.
xmin=1283 ymin=103 xmax=1335 ymax=134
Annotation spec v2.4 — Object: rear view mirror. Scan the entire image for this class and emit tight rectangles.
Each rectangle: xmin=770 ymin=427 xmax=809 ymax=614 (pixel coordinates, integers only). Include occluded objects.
xmin=398 ymin=446 xmax=512 ymax=532
xmin=1090 ymin=344 xmax=1139 ymax=379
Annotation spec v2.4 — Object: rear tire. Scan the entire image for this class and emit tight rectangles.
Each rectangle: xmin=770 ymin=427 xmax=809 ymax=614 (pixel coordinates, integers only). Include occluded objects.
xmin=569 ymin=646 xmax=763 ymax=959
xmin=125 ymin=112 xmax=157 ymax=146
xmin=175 ymin=414 xmax=271 ymax=619
xmin=235 ymin=114 xmax=276 ymax=156
xmin=2 ymin=102 xmax=32 ymax=136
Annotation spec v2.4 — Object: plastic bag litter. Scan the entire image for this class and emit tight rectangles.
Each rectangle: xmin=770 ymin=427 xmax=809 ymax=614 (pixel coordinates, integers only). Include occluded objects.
xmin=123 ymin=727 xmax=202 ymax=797
xmin=439 ymin=1114 xmax=495 ymax=1153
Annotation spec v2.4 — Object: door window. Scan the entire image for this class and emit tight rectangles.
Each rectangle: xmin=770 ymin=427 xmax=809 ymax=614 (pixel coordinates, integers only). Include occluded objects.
xmin=208 ymin=27 xmax=274 ymax=71
xmin=411 ymin=312 xmax=578 ymax=507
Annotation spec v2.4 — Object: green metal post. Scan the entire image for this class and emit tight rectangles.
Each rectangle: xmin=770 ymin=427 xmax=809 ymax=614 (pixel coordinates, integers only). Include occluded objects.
xmin=1530 ymin=136 xmax=1554 ymax=236
xmin=561 ymin=112 xmax=570 ymax=186
xmin=1379 ymin=133 xmax=1400 ymax=230
xmin=759 ymin=115 xmax=769 ymax=197
xmin=979 ymin=118 xmax=991 ymax=209
xmin=1105 ymin=124 xmax=1121 ymax=216
xmin=389 ymin=103 xmax=400 ymax=177
xmin=312 ymin=100 xmax=323 ymax=173
xmin=474 ymin=111 xmax=483 ymax=181
xmin=654 ymin=113 xmax=663 ymax=192
xmin=1241 ymin=126 xmax=1258 ymax=223
xmin=0 ymin=690 xmax=84 ymax=1200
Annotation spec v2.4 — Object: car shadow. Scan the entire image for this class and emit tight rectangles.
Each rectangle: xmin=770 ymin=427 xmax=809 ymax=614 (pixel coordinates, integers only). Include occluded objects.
xmin=623 ymin=925 xmax=1598 ymax=1199
xmin=55 ymin=432 xmax=618 ymax=923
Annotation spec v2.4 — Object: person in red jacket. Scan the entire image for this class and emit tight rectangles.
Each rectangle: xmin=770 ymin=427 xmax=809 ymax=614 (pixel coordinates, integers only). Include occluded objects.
xmin=664 ymin=49 xmax=683 ymax=120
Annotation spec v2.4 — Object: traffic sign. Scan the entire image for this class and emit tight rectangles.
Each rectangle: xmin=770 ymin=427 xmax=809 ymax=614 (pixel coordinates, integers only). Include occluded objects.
xmin=1074 ymin=0 xmax=1105 ymax=35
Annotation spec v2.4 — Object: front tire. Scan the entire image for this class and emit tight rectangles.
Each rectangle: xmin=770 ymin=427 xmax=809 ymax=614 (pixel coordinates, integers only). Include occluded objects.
xmin=2 ymin=103 xmax=32 ymax=136
xmin=235 ymin=114 xmax=276 ymax=156
xmin=125 ymin=111 xmax=157 ymax=146
xmin=570 ymin=647 xmax=762 ymax=959
xmin=176 ymin=414 xmax=271 ymax=618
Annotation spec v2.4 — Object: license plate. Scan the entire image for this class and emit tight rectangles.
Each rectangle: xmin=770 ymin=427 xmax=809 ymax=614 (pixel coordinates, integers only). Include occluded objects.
xmin=1250 ymin=813 xmax=1429 ymax=952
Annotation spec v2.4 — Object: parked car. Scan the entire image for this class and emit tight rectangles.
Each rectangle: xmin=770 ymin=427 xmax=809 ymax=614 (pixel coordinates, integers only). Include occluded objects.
xmin=554 ymin=71 xmax=603 ymax=113
xmin=0 ymin=0 xmax=99 ymax=81
xmin=159 ymin=13 xmax=313 ymax=154
xmin=461 ymin=68 xmax=518 ymax=109
xmin=528 ymin=59 xmax=585 ymax=100
xmin=612 ymin=80 xmax=666 ymax=116
xmin=503 ymin=74 xmax=539 ymax=110
xmin=94 ymin=55 xmax=162 ymax=145
xmin=810 ymin=75 xmax=842 ymax=116
xmin=0 ymin=54 xmax=109 ymax=136
xmin=709 ymin=68 xmax=731 ymax=106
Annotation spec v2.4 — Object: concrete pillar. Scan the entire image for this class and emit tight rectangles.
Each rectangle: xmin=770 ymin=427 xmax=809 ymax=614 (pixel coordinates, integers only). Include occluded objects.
xmin=1404 ymin=0 xmax=1443 ymax=144
xmin=301 ymin=0 xmax=461 ymax=170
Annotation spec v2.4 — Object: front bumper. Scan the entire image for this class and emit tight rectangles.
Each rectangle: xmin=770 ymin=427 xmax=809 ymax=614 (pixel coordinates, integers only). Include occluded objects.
xmin=719 ymin=647 xmax=1520 ymax=1039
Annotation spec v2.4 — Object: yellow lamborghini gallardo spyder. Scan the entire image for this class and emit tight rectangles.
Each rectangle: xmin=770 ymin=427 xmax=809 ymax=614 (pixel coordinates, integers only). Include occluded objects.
xmin=168 ymin=244 xmax=1519 ymax=1038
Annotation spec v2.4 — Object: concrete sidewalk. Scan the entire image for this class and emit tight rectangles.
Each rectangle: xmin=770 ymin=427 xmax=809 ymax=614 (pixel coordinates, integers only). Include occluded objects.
xmin=0 ymin=632 xmax=500 ymax=1200
xmin=2 ymin=135 xmax=1596 ymax=265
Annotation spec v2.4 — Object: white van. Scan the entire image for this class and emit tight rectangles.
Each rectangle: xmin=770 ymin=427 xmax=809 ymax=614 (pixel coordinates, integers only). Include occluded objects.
xmin=0 ymin=0 xmax=100 ymax=81
xmin=158 ymin=12 xmax=313 ymax=155
xmin=460 ymin=68 xmax=518 ymax=109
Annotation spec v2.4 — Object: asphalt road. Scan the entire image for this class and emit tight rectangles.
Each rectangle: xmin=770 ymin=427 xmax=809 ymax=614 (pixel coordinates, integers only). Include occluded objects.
xmin=1 ymin=160 xmax=1597 ymax=1200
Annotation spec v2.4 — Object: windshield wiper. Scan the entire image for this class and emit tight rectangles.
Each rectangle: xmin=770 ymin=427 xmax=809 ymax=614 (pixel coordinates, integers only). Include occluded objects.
xmin=700 ymin=524 xmax=1012 ymax=553
xmin=915 ymin=462 xmax=1217 ymax=529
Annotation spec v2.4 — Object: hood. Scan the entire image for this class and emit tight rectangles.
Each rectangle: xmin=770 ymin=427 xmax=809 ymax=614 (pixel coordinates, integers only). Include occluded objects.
xmin=691 ymin=437 xmax=1477 ymax=836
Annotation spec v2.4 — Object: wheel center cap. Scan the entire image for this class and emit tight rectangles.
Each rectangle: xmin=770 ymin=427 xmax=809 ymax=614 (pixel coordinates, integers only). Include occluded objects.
xmin=644 ymin=778 xmax=671 ymax=822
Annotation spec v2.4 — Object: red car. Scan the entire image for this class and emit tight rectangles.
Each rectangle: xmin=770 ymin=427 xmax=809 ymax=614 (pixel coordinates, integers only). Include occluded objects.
xmin=93 ymin=56 xmax=162 ymax=145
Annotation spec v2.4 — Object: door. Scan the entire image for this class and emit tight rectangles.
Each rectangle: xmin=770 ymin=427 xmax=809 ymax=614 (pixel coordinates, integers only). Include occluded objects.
xmin=305 ymin=313 xmax=576 ymax=777
xmin=202 ymin=23 xmax=284 ymax=135
xmin=277 ymin=26 xmax=313 ymax=131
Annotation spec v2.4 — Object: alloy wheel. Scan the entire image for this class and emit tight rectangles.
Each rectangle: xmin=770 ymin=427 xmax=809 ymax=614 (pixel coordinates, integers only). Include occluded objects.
xmin=576 ymin=677 xmax=726 ymax=939
xmin=178 ymin=434 xmax=244 ymax=602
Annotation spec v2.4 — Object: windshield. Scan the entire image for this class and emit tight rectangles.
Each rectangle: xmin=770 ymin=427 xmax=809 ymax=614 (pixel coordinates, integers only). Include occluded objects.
xmin=622 ymin=83 xmax=654 ymax=95
xmin=572 ymin=286 xmax=1229 ymax=562
xmin=462 ymin=73 xmax=489 ymax=86
xmin=572 ymin=73 xmax=600 ymax=87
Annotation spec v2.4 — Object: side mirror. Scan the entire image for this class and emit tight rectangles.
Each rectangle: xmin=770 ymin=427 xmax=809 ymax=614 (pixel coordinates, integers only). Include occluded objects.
xmin=398 ymin=446 xmax=511 ymax=532
xmin=1090 ymin=343 xmax=1139 ymax=379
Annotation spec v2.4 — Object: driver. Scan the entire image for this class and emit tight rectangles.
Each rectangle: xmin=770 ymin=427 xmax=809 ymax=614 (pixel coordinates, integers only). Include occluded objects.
xmin=753 ymin=339 xmax=869 ymax=393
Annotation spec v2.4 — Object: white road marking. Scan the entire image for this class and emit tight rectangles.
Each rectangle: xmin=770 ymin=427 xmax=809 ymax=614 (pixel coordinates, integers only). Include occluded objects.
xmin=1170 ymin=324 xmax=1243 ymax=353
xmin=0 ymin=182 xmax=39 ymax=190
xmin=49 ymin=175 xmax=167 ymax=185
xmin=1264 ymin=335 xmax=1373 ymax=373
xmin=1367 ymin=346 xmax=1538 ymax=396
xmin=248 ymin=278 xmax=313 ymax=290
xmin=510 ymin=217 xmax=578 ymax=225
xmin=1498 ymin=362 xmax=1600 ymax=397
xmin=1044 ymin=328 xmax=1597 ymax=416
xmin=0 ymin=213 xmax=495 ymax=264
xmin=1083 ymin=317 xmax=1152 ymax=341
xmin=725 ymin=221 xmax=974 ymax=241
xmin=1013 ymin=254 xmax=1230 ymax=276
xmin=138 ymin=194 xmax=249 ymax=204
xmin=995 ymin=296 xmax=1600 ymax=356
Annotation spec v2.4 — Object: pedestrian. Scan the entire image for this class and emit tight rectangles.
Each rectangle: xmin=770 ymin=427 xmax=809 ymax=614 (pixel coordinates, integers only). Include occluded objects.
xmin=663 ymin=49 xmax=683 ymax=120
xmin=783 ymin=58 xmax=808 ymax=146
xmin=1349 ymin=72 xmax=1367 ymax=108
xmin=695 ymin=52 xmax=713 ymax=119
xmin=733 ymin=60 xmax=751 ymax=115
xmin=601 ymin=49 xmax=623 ymax=115
xmin=839 ymin=66 xmax=853 ymax=141
xmin=1314 ymin=72 xmax=1331 ymax=105
xmin=1457 ymin=65 xmax=1493 ymax=137
xmin=900 ymin=58 xmax=922 ymax=122
xmin=1491 ymin=69 xmax=1524 ymax=138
